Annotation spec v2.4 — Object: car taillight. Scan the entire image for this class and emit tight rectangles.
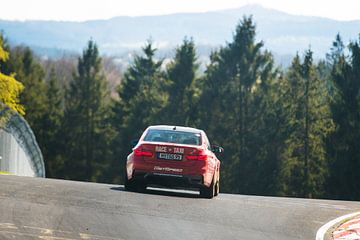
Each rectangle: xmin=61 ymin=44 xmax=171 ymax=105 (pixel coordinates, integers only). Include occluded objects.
xmin=134 ymin=148 xmax=153 ymax=157
xmin=186 ymin=154 xmax=207 ymax=161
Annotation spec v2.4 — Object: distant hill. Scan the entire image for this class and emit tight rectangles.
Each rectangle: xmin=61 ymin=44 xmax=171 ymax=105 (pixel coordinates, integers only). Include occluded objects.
xmin=0 ymin=4 xmax=359 ymax=64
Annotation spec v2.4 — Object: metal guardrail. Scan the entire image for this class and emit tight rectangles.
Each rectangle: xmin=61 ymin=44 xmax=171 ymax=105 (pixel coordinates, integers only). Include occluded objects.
xmin=0 ymin=106 xmax=45 ymax=177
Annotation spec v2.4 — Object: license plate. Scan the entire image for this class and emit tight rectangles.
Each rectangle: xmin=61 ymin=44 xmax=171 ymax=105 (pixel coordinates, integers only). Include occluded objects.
xmin=157 ymin=153 xmax=182 ymax=161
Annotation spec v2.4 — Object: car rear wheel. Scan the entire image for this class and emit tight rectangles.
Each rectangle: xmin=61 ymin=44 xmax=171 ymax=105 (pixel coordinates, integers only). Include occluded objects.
xmin=125 ymin=178 xmax=146 ymax=192
xmin=124 ymin=171 xmax=147 ymax=192
xmin=124 ymin=172 xmax=136 ymax=191
xmin=214 ymin=180 xmax=220 ymax=196
xmin=200 ymin=178 xmax=215 ymax=199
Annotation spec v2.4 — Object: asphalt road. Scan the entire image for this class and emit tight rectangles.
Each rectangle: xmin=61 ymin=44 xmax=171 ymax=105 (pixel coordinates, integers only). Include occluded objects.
xmin=0 ymin=175 xmax=359 ymax=240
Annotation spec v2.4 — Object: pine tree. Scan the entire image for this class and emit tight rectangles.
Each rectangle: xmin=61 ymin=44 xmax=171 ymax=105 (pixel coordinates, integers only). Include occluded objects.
xmin=112 ymin=41 xmax=167 ymax=183
xmin=164 ymin=37 xmax=200 ymax=125
xmin=279 ymin=50 xmax=334 ymax=198
xmin=326 ymin=35 xmax=360 ymax=200
xmin=40 ymin=68 xmax=64 ymax=178
xmin=118 ymin=41 xmax=167 ymax=131
xmin=63 ymin=40 xmax=114 ymax=182
xmin=199 ymin=17 xmax=276 ymax=193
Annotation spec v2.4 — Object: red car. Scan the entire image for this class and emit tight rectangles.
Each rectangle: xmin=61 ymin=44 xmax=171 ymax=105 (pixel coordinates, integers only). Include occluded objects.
xmin=124 ymin=125 xmax=223 ymax=198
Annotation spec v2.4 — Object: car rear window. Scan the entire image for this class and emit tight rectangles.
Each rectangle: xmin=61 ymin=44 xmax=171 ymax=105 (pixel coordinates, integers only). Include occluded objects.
xmin=144 ymin=129 xmax=201 ymax=145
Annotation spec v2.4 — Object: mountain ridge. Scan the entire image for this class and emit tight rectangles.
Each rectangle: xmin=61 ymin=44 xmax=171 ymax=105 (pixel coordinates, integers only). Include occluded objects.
xmin=0 ymin=4 xmax=359 ymax=61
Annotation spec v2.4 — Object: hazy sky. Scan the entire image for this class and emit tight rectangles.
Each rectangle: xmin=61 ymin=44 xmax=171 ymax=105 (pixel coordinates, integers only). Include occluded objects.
xmin=1 ymin=0 xmax=359 ymax=21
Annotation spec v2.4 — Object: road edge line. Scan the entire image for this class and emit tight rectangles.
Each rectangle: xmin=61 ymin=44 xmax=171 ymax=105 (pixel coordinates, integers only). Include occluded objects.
xmin=315 ymin=212 xmax=360 ymax=240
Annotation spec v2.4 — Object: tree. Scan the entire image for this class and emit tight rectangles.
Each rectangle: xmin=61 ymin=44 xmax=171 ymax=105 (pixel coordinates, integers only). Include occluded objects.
xmin=1 ymin=45 xmax=47 ymax=137
xmin=116 ymin=41 xmax=167 ymax=133
xmin=40 ymin=68 xmax=65 ymax=178
xmin=63 ymin=40 xmax=114 ymax=182
xmin=199 ymin=16 xmax=276 ymax=193
xmin=112 ymin=41 xmax=167 ymax=183
xmin=279 ymin=50 xmax=334 ymax=198
xmin=164 ymin=37 xmax=200 ymax=125
xmin=0 ymin=34 xmax=24 ymax=127
xmin=326 ymin=35 xmax=360 ymax=200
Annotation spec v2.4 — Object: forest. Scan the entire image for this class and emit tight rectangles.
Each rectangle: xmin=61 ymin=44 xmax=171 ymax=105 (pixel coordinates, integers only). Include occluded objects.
xmin=0 ymin=16 xmax=359 ymax=200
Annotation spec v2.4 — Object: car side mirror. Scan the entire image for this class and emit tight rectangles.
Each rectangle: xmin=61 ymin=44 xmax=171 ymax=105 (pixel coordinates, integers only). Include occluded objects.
xmin=131 ymin=139 xmax=138 ymax=148
xmin=212 ymin=145 xmax=224 ymax=153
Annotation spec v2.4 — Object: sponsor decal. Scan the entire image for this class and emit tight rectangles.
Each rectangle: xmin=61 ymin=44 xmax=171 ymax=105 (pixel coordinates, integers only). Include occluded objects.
xmin=173 ymin=147 xmax=184 ymax=154
xmin=155 ymin=146 xmax=167 ymax=152
xmin=155 ymin=146 xmax=185 ymax=154
xmin=154 ymin=166 xmax=183 ymax=173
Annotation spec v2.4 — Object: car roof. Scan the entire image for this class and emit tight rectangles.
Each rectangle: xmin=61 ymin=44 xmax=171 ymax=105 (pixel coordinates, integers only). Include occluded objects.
xmin=147 ymin=125 xmax=203 ymax=134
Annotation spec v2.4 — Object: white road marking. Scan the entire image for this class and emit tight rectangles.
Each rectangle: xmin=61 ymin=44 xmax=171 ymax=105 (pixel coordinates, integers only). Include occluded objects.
xmin=79 ymin=233 xmax=124 ymax=240
xmin=315 ymin=212 xmax=360 ymax=240
xmin=0 ymin=223 xmax=18 ymax=230
xmin=38 ymin=235 xmax=74 ymax=240
xmin=0 ymin=223 xmax=123 ymax=240
xmin=24 ymin=225 xmax=73 ymax=234
xmin=0 ymin=230 xmax=73 ymax=239
xmin=80 ymin=233 xmax=92 ymax=239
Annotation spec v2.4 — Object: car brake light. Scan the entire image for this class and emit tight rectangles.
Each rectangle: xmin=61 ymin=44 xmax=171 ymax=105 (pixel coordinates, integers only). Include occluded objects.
xmin=186 ymin=154 xmax=207 ymax=161
xmin=134 ymin=148 xmax=153 ymax=157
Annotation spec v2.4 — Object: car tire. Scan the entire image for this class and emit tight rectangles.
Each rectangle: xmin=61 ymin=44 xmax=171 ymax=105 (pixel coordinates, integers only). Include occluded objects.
xmin=124 ymin=172 xmax=147 ymax=192
xmin=135 ymin=180 xmax=147 ymax=192
xmin=200 ymin=177 xmax=215 ymax=199
xmin=214 ymin=180 xmax=220 ymax=196
xmin=124 ymin=171 xmax=136 ymax=191
xmin=125 ymin=178 xmax=147 ymax=192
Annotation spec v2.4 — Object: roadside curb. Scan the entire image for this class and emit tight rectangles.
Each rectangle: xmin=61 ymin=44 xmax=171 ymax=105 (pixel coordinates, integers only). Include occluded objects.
xmin=316 ymin=212 xmax=360 ymax=240
xmin=332 ymin=214 xmax=360 ymax=240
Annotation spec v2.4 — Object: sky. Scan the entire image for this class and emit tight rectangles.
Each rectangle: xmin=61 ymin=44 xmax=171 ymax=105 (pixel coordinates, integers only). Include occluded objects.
xmin=1 ymin=0 xmax=359 ymax=21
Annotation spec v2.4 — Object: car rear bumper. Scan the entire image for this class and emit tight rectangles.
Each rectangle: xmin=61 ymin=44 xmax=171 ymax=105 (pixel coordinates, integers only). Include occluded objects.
xmin=132 ymin=171 xmax=204 ymax=189
xmin=126 ymin=155 xmax=214 ymax=187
